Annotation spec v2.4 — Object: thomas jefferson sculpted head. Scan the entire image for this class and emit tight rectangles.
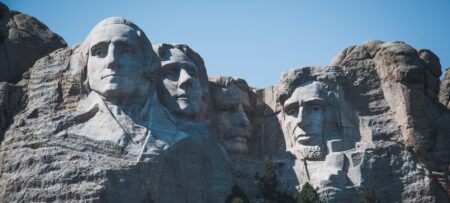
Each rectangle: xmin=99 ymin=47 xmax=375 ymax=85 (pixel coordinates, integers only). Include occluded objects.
xmin=80 ymin=17 xmax=160 ymax=101
xmin=153 ymin=44 xmax=209 ymax=120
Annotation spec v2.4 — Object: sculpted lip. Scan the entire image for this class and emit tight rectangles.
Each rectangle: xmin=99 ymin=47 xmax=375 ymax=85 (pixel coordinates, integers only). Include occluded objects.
xmin=176 ymin=95 xmax=188 ymax=100
xmin=225 ymin=130 xmax=249 ymax=140
xmin=229 ymin=137 xmax=246 ymax=144
xmin=101 ymin=74 xmax=120 ymax=79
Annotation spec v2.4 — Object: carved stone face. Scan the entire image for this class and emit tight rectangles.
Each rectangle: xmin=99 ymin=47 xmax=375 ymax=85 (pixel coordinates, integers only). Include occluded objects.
xmin=282 ymin=81 xmax=326 ymax=160
xmin=158 ymin=48 xmax=202 ymax=118
xmin=212 ymin=83 xmax=252 ymax=153
xmin=87 ymin=24 xmax=149 ymax=99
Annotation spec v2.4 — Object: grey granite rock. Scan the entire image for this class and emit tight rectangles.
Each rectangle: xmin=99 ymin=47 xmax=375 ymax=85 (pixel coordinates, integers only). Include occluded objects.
xmin=0 ymin=4 xmax=65 ymax=143
xmin=0 ymin=82 xmax=23 ymax=140
xmin=0 ymin=5 xmax=66 ymax=84
xmin=330 ymin=40 xmax=449 ymax=202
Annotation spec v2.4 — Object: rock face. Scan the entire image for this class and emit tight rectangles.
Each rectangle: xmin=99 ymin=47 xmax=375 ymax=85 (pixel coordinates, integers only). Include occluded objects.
xmin=0 ymin=82 xmax=23 ymax=139
xmin=330 ymin=41 xmax=449 ymax=202
xmin=0 ymin=13 xmax=449 ymax=203
xmin=0 ymin=3 xmax=66 ymax=84
xmin=0 ymin=3 xmax=66 ymax=142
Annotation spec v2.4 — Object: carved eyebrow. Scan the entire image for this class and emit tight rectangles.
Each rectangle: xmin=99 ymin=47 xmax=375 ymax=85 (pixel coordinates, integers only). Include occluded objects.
xmin=114 ymin=40 xmax=134 ymax=49
xmin=90 ymin=41 xmax=109 ymax=52
xmin=242 ymin=103 xmax=253 ymax=114
xmin=162 ymin=62 xmax=181 ymax=70
xmin=302 ymin=98 xmax=325 ymax=106
xmin=217 ymin=101 xmax=236 ymax=110
xmin=181 ymin=63 xmax=197 ymax=73
xmin=283 ymin=99 xmax=298 ymax=110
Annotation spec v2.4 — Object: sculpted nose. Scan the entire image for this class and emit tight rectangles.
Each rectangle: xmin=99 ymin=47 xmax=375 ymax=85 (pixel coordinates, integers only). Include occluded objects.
xmin=296 ymin=106 xmax=307 ymax=129
xmin=234 ymin=105 xmax=250 ymax=127
xmin=178 ymin=68 xmax=192 ymax=89
xmin=106 ymin=45 xmax=119 ymax=69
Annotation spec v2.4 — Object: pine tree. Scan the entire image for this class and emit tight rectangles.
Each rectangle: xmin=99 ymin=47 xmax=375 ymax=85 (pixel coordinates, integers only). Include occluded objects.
xmin=360 ymin=187 xmax=379 ymax=203
xmin=230 ymin=197 xmax=244 ymax=203
xmin=225 ymin=184 xmax=249 ymax=203
xmin=296 ymin=182 xmax=320 ymax=203
xmin=277 ymin=191 xmax=296 ymax=203
xmin=256 ymin=159 xmax=279 ymax=201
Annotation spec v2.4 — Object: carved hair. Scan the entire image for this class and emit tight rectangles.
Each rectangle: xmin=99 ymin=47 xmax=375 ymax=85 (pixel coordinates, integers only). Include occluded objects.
xmin=78 ymin=17 xmax=161 ymax=93
xmin=208 ymin=76 xmax=256 ymax=113
xmin=208 ymin=76 xmax=251 ymax=92
xmin=277 ymin=66 xmax=359 ymax=143
xmin=277 ymin=66 xmax=345 ymax=105
xmin=153 ymin=43 xmax=209 ymax=95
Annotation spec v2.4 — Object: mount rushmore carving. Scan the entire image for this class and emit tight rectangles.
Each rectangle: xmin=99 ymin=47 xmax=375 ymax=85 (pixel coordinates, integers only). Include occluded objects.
xmin=0 ymin=12 xmax=449 ymax=203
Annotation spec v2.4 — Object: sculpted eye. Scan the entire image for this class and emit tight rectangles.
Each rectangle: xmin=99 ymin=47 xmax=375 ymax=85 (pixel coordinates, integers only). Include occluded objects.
xmin=284 ymin=102 xmax=299 ymax=116
xmin=161 ymin=64 xmax=180 ymax=79
xmin=219 ymin=107 xmax=230 ymax=112
xmin=311 ymin=105 xmax=322 ymax=112
xmin=91 ymin=46 xmax=106 ymax=57
xmin=182 ymin=65 xmax=198 ymax=78
xmin=164 ymin=68 xmax=178 ymax=77
xmin=90 ymin=42 xmax=108 ymax=57
xmin=216 ymin=102 xmax=235 ymax=112
xmin=243 ymin=106 xmax=252 ymax=116
xmin=187 ymin=69 xmax=198 ymax=77
xmin=117 ymin=42 xmax=135 ymax=54
xmin=286 ymin=107 xmax=298 ymax=116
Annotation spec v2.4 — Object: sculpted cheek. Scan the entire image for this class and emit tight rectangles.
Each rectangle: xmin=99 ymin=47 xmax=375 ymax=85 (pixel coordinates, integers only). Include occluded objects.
xmin=163 ymin=79 xmax=178 ymax=95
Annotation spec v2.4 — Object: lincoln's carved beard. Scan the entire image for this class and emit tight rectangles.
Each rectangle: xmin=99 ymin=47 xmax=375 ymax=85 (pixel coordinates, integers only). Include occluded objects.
xmin=292 ymin=144 xmax=325 ymax=160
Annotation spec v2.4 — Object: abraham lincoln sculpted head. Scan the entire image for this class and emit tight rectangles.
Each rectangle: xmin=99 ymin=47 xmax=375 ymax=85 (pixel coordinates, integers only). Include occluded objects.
xmin=277 ymin=67 xmax=354 ymax=160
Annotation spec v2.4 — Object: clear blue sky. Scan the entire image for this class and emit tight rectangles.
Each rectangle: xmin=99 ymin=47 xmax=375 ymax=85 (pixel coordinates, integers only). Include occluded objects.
xmin=5 ymin=0 xmax=450 ymax=88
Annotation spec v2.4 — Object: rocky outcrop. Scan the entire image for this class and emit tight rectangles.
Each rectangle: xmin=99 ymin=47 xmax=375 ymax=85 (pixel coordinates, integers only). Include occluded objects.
xmin=330 ymin=40 xmax=449 ymax=201
xmin=0 ymin=3 xmax=66 ymax=84
xmin=0 ymin=82 xmax=23 ymax=139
